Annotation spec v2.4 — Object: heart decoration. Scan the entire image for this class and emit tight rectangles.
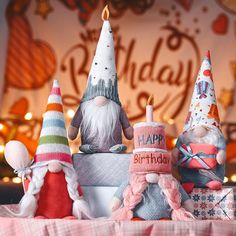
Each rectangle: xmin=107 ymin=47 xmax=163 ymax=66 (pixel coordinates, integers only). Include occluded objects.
xmin=212 ymin=13 xmax=229 ymax=35
xmin=5 ymin=15 xmax=56 ymax=90
xmin=9 ymin=97 xmax=29 ymax=116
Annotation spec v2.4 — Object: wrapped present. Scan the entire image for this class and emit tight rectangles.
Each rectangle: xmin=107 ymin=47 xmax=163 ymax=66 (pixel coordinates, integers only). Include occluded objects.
xmin=72 ymin=153 xmax=131 ymax=186
xmin=178 ymin=143 xmax=217 ymax=169
xmin=189 ymin=187 xmax=236 ymax=220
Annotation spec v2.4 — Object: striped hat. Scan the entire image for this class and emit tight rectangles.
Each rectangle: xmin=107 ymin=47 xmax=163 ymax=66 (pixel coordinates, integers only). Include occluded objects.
xmin=34 ymin=80 xmax=72 ymax=164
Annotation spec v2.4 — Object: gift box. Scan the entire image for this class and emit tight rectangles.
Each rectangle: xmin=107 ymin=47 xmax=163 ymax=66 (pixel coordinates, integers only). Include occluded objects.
xmin=73 ymin=153 xmax=131 ymax=217
xmin=72 ymin=153 xmax=131 ymax=186
xmin=189 ymin=187 xmax=236 ymax=220
xmin=82 ymin=186 xmax=118 ymax=217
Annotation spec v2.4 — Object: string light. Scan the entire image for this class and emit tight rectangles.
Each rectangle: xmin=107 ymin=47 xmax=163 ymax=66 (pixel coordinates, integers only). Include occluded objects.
xmin=67 ymin=109 xmax=75 ymax=118
xmin=2 ymin=177 xmax=10 ymax=183
xmin=224 ymin=177 xmax=228 ymax=183
xmin=172 ymin=138 xmax=177 ymax=145
xmin=230 ymin=174 xmax=236 ymax=182
xmin=168 ymin=118 xmax=174 ymax=125
xmin=24 ymin=112 xmax=33 ymax=120
xmin=12 ymin=177 xmax=22 ymax=184
xmin=0 ymin=145 xmax=4 ymax=153
xmin=0 ymin=123 xmax=4 ymax=130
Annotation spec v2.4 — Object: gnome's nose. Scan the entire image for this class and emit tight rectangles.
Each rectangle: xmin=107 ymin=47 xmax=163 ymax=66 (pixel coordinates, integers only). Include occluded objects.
xmin=192 ymin=126 xmax=208 ymax=138
xmin=48 ymin=162 xmax=63 ymax=173
xmin=146 ymin=173 xmax=159 ymax=183
xmin=94 ymin=96 xmax=109 ymax=106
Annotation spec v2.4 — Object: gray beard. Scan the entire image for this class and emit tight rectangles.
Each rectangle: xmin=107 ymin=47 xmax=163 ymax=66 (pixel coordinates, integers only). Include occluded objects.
xmin=80 ymin=99 xmax=120 ymax=146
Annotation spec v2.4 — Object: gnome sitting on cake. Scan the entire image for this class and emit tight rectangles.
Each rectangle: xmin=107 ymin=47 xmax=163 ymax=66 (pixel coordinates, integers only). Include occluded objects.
xmin=110 ymin=96 xmax=194 ymax=221
xmin=172 ymin=51 xmax=226 ymax=193
xmin=68 ymin=6 xmax=133 ymax=154
xmin=3 ymin=80 xmax=91 ymax=219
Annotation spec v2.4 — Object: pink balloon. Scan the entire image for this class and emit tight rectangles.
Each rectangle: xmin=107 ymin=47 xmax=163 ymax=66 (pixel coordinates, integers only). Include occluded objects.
xmin=4 ymin=141 xmax=30 ymax=170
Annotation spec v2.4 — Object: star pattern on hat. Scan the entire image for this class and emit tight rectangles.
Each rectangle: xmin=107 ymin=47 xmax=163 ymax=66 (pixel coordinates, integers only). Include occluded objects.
xmin=184 ymin=50 xmax=221 ymax=132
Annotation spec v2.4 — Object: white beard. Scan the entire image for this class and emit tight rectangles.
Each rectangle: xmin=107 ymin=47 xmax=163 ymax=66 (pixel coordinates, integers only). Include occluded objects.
xmin=181 ymin=128 xmax=223 ymax=147
xmin=80 ymin=99 xmax=120 ymax=146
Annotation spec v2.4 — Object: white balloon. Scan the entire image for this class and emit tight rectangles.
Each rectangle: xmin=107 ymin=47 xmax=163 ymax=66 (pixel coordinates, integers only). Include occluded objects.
xmin=4 ymin=141 xmax=30 ymax=170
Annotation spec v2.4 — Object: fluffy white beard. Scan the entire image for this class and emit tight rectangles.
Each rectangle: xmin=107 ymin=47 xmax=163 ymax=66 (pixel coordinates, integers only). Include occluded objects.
xmin=80 ymin=99 xmax=120 ymax=146
xmin=181 ymin=128 xmax=222 ymax=147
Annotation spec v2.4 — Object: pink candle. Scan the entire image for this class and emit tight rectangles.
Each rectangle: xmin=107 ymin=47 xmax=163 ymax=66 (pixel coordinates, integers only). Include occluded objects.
xmin=146 ymin=95 xmax=154 ymax=122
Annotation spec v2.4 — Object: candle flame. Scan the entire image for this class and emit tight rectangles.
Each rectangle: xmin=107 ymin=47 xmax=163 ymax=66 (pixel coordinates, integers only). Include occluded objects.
xmin=101 ymin=5 xmax=109 ymax=21
xmin=147 ymin=94 xmax=154 ymax=105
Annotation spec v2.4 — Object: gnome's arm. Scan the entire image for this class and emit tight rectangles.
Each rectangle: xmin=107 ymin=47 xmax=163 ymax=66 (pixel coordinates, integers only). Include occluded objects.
xmin=216 ymin=136 xmax=226 ymax=165
xmin=110 ymin=180 xmax=129 ymax=212
xmin=120 ymin=107 xmax=133 ymax=140
xmin=68 ymin=106 xmax=83 ymax=140
xmin=178 ymin=184 xmax=194 ymax=213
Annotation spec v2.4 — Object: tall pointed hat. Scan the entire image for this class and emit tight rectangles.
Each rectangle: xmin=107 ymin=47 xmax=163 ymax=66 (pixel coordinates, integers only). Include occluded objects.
xmin=34 ymin=80 xmax=72 ymax=164
xmin=81 ymin=5 xmax=121 ymax=105
xmin=184 ymin=50 xmax=221 ymax=133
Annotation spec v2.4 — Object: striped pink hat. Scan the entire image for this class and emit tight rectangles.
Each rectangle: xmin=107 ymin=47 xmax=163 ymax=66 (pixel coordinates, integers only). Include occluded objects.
xmin=34 ymin=80 xmax=72 ymax=164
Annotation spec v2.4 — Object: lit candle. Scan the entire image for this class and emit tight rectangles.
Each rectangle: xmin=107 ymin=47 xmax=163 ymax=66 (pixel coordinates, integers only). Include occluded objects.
xmin=146 ymin=95 xmax=154 ymax=122
xmin=101 ymin=5 xmax=109 ymax=21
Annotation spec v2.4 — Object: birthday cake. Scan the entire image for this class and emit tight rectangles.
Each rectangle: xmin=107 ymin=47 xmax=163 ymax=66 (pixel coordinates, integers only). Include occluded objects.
xmin=130 ymin=122 xmax=171 ymax=173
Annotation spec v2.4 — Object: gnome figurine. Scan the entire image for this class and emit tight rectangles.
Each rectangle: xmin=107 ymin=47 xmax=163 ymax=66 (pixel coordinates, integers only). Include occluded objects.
xmin=3 ymin=80 xmax=91 ymax=219
xmin=68 ymin=6 xmax=133 ymax=154
xmin=172 ymin=51 xmax=226 ymax=193
xmin=110 ymin=98 xmax=194 ymax=221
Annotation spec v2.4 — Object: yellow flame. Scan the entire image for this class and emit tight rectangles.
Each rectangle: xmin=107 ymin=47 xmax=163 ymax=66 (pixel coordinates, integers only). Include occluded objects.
xmin=147 ymin=94 xmax=154 ymax=105
xmin=102 ymin=5 xmax=109 ymax=21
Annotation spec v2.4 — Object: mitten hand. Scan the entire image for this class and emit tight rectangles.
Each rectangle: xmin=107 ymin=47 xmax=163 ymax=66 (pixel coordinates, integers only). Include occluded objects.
xmin=216 ymin=149 xmax=226 ymax=165
xmin=123 ymin=126 xmax=133 ymax=140
xmin=68 ymin=125 xmax=79 ymax=140
xmin=110 ymin=197 xmax=122 ymax=212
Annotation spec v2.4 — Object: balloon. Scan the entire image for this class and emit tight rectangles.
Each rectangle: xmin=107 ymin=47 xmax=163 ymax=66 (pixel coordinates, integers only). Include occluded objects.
xmin=4 ymin=140 xmax=30 ymax=170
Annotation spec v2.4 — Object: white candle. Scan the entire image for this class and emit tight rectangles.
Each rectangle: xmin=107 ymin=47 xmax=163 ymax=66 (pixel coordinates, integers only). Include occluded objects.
xmin=146 ymin=95 xmax=154 ymax=122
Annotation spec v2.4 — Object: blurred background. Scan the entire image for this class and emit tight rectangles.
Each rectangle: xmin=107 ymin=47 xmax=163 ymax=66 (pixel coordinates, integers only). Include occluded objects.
xmin=0 ymin=0 xmax=236 ymax=203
